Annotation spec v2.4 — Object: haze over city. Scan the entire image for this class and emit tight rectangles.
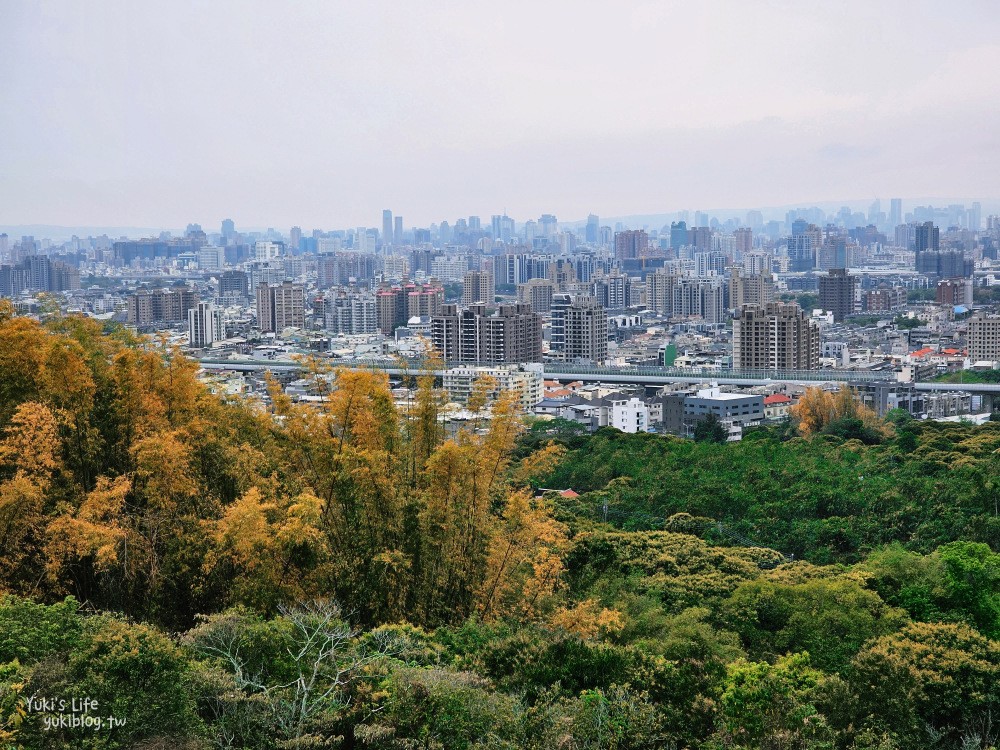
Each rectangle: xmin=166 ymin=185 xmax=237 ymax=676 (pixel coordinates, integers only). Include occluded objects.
xmin=3 ymin=0 xmax=999 ymax=229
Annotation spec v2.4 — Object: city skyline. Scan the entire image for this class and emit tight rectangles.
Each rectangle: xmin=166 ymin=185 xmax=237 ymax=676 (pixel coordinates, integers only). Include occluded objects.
xmin=1 ymin=194 xmax=995 ymax=243
xmin=3 ymin=0 xmax=1000 ymax=229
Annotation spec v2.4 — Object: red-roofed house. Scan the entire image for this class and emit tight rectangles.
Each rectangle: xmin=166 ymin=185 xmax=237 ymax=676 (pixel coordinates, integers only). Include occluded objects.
xmin=763 ymin=393 xmax=793 ymax=419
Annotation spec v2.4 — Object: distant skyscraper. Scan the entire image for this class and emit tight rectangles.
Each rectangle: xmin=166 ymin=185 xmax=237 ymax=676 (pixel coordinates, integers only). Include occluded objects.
xmin=614 ymin=230 xmax=648 ymax=261
xmin=289 ymin=226 xmax=302 ymax=253
xmin=734 ymin=228 xmax=753 ymax=256
xmin=745 ymin=210 xmax=764 ymax=230
xmin=670 ymin=221 xmax=688 ymax=249
xmin=221 ymin=218 xmax=235 ymax=239
xmin=394 ymin=216 xmax=404 ymax=245
xmin=889 ymin=198 xmax=902 ymax=228
xmin=539 ymin=214 xmax=558 ymax=237
xmin=968 ymin=202 xmax=982 ymax=231
xmin=382 ymin=209 xmax=394 ymax=247
xmin=915 ymin=221 xmax=940 ymax=253
xmin=868 ymin=199 xmax=881 ymax=225
xmin=585 ymin=214 xmax=599 ymax=244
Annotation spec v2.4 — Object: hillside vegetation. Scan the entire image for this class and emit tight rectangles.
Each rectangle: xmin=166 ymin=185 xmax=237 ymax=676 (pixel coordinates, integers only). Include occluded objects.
xmin=0 ymin=306 xmax=997 ymax=750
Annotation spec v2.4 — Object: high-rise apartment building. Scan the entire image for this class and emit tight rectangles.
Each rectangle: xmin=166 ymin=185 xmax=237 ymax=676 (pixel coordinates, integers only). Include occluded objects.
xmin=729 ymin=267 xmax=775 ymax=309
xmin=431 ymin=303 xmax=542 ymax=364
xmin=695 ymin=251 xmax=727 ymax=277
xmin=563 ymin=295 xmax=608 ymax=364
xmin=549 ymin=293 xmax=572 ymax=352
xmin=219 ymin=270 xmax=249 ymax=299
xmin=688 ymin=226 xmax=713 ymax=251
xmin=127 ymin=286 xmax=196 ymax=327
xmin=517 ymin=278 xmax=555 ymax=312
xmin=394 ymin=216 xmax=403 ymax=245
xmin=614 ymin=230 xmax=648 ymax=261
xmin=188 ymin=301 xmax=225 ymax=348
xmin=585 ymin=214 xmax=600 ymax=244
xmin=818 ymin=269 xmax=857 ymax=322
xmin=968 ymin=313 xmax=1000 ymax=362
xmin=376 ymin=283 xmax=443 ymax=334
xmin=732 ymin=302 xmax=820 ymax=370
xmin=462 ymin=270 xmax=495 ymax=305
xmin=592 ymin=270 xmax=631 ymax=310
xmin=256 ymin=282 xmax=305 ymax=333
xmin=645 ymin=272 xmax=725 ymax=323
xmin=323 ymin=291 xmax=378 ymax=335
xmin=734 ymin=227 xmax=753 ymax=256
xmin=0 ymin=255 xmax=79 ymax=297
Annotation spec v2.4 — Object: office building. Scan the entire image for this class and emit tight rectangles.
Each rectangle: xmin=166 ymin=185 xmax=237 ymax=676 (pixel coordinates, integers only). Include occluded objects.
xmin=563 ymin=295 xmax=608 ymax=364
xmin=198 ymin=245 xmax=225 ymax=272
xmin=188 ymin=301 xmax=225 ymax=348
xmin=787 ymin=225 xmax=821 ymax=272
xmin=889 ymin=199 xmax=902 ymax=228
xmin=682 ymin=387 xmax=765 ymax=436
xmin=256 ymin=282 xmax=305 ymax=333
xmin=818 ymin=269 xmax=857 ymax=322
xmin=733 ymin=302 xmax=820 ymax=370
xmin=669 ymin=221 xmax=688 ymax=249
xmin=255 ymin=241 xmax=283 ymax=262
xmin=915 ymin=221 xmax=940 ymax=253
xmin=382 ymin=209 xmax=394 ymax=247
xmin=585 ymin=214 xmax=600 ymax=244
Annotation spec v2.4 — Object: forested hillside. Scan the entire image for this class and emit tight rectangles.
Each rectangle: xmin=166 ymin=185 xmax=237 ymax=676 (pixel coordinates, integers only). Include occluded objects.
xmin=0 ymin=306 xmax=997 ymax=750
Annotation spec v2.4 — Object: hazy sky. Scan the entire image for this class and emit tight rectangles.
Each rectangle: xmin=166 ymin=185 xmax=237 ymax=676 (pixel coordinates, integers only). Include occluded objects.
xmin=3 ymin=0 xmax=999 ymax=231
